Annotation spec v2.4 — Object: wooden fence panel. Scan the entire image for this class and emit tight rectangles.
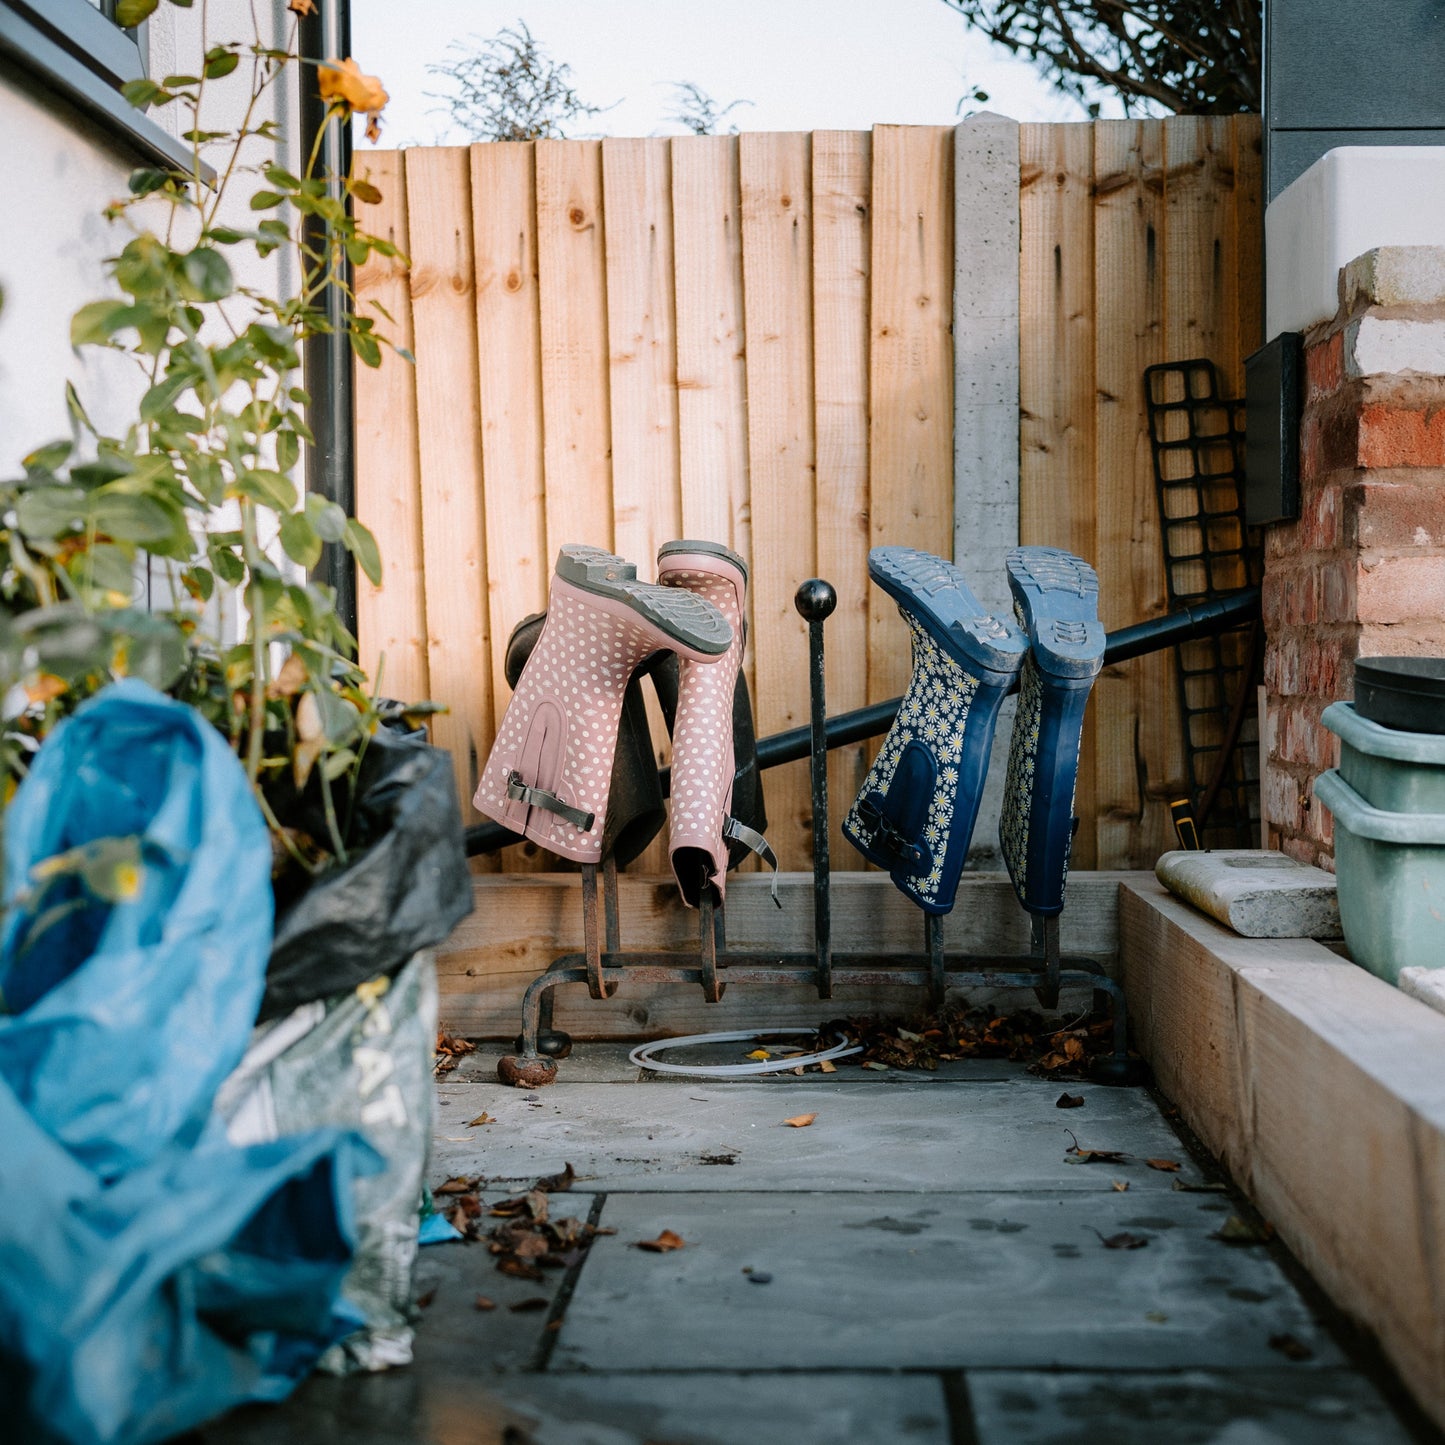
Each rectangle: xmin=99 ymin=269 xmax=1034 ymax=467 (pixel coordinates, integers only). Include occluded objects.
xmin=403 ymin=147 xmax=493 ymax=836
xmin=353 ymin=150 xmax=429 ymax=712
xmin=360 ymin=118 xmax=1262 ymax=883
xmin=867 ymin=125 xmax=955 ymax=707
xmin=740 ymin=131 xmax=817 ymax=873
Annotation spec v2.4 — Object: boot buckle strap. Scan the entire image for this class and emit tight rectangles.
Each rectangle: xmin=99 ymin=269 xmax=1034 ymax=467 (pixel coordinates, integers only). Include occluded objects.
xmin=722 ymin=816 xmax=782 ymax=909
xmin=855 ymin=798 xmax=927 ymax=871
xmin=507 ymin=771 xmax=595 ymax=832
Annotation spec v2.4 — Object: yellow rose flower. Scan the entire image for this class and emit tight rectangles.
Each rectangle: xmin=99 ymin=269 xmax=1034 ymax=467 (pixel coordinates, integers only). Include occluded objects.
xmin=318 ymin=58 xmax=388 ymax=142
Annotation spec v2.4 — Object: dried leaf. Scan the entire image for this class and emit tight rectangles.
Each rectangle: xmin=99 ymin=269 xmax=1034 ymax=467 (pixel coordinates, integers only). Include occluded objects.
xmin=1145 ymin=1158 xmax=1181 ymax=1173
xmin=1269 ymin=1332 xmax=1315 ymax=1361
xmin=467 ymin=1111 xmax=495 ymax=1127
xmin=508 ymin=1297 xmax=549 ymax=1313
xmin=496 ymin=1256 xmax=545 ymax=1281
xmin=435 ymin=1175 xmax=480 ymax=1195
xmin=1055 ymin=1093 xmax=1086 ymax=1109
xmin=1111 ymin=1180 xmax=1130 ymax=1192
xmin=1063 ymin=1129 xmax=1129 ymax=1165
xmin=634 ymin=1229 xmax=686 ymax=1253
xmin=782 ymin=1113 xmax=817 ymax=1128
xmin=415 ymin=1287 xmax=437 ymax=1308
xmin=474 ymin=1295 xmax=496 ymax=1311
xmin=1214 ymin=1214 xmax=1274 ymax=1245
xmin=862 ymin=1061 xmax=890 ymax=1071
xmin=536 ymin=1163 xmax=575 ymax=1193
xmin=746 ymin=1049 xmax=771 ymax=1061
xmin=1097 ymin=1230 xmax=1149 ymax=1250
xmin=818 ymin=1059 xmax=837 ymax=1074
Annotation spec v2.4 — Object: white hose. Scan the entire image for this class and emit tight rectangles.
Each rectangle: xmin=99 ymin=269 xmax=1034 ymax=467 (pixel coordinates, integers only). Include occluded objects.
xmin=629 ymin=1028 xmax=862 ymax=1078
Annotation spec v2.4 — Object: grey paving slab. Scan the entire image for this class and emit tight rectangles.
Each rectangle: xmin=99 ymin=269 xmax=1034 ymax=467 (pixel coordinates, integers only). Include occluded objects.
xmin=486 ymin=1372 xmax=951 ymax=1445
xmin=966 ymin=1369 xmax=1414 ymax=1445
xmin=431 ymin=1077 xmax=1208 ymax=1193
xmin=552 ymin=1191 xmax=1341 ymax=1373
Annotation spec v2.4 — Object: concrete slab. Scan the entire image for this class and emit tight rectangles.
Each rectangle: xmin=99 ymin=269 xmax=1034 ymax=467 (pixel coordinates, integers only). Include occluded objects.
xmin=486 ymin=1372 xmax=950 ymax=1445
xmin=431 ymin=1077 xmax=1210 ymax=1193
xmin=553 ymin=1191 xmax=1341 ymax=1373
xmin=967 ymin=1369 xmax=1414 ymax=1445
xmin=1155 ymin=849 xmax=1340 ymax=939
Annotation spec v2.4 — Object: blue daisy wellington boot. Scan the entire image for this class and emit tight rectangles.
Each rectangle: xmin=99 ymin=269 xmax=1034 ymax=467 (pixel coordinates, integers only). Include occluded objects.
xmin=999 ymin=546 xmax=1106 ymax=917
xmin=844 ymin=547 xmax=1027 ymax=915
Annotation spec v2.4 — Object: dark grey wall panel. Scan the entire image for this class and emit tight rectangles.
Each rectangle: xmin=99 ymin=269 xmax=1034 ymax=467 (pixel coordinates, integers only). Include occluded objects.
xmin=1266 ymin=0 xmax=1445 ymax=198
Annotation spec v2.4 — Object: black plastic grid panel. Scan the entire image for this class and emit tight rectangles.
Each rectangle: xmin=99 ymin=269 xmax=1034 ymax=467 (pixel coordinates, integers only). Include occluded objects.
xmin=1144 ymin=359 xmax=1263 ymax=849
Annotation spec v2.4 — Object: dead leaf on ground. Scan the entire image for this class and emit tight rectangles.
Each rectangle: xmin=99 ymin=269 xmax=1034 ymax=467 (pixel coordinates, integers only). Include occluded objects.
xmin=1172 ymin=1179 xmax=1228 ymax=1194
xmin=746 ymin=1049 xmax=771 ymax=1061
xmin=467 ymin=1111 xmax=496 ymax=1127
xmin=634 ymin=1229 xmax=686 ymax=1253
xmin=1214 ymin=1214 xmax=1275 ymax=1245
xmin=415 ymin=1287 xmax=437 ymax=1308
xmin=818 ymin=1059 xmax=837 ymax=1074
xmin=474 ymin=1296 xmax=496 ymax=1311
xmin=1145 ymin=1158 xmax=1182 ymax=1173
xmin=434 ymin=1030 xmax=477 ymax=1075
xmin=536 ymin=1162 xmax=575 ymax=1193
xmin=1063 ymin=1129 xmax=1129 ymax=1165
xmin=1111 ymin=1180 xmax=1130 ymax=1192
xmin=490 ymin=1190 xmax=549 ymax=1222
xmin=1269 ymin=1332 xmax=1315 ymax=1361
xmin=1096 ymin=1230 xmax=1149 ymax=1250
xmin=783 ymin=1113 xmax=817 ymax=1128
xmin=435 ymin=1175 xmax=481 ymax=1195
xmin=509 ymin=1297 xmax=549 ymax=1313
xmin=1056 ymin=1093 xmax=1085 ymax=1109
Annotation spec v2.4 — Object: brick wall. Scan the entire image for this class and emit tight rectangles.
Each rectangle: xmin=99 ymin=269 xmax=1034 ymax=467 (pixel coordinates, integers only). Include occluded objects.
xmin=1264 ymin=248 xmax=1445 ymax=867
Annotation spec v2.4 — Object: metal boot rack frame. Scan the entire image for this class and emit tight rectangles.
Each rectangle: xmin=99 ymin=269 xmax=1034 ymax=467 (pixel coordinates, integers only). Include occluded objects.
xmin=494 ymin=577 xmax=1202 ymax=1089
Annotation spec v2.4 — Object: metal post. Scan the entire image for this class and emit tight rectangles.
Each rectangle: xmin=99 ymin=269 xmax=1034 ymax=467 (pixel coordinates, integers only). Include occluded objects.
xmin=794 ymin=579 xmax=837 ymax=998
xmin=926 ymin=912 xmax=947 ymax=1008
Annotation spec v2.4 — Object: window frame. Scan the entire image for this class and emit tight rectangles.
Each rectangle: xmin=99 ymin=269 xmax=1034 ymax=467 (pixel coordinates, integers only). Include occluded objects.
xmin=0 ymin=0 xmax=206 ymax=176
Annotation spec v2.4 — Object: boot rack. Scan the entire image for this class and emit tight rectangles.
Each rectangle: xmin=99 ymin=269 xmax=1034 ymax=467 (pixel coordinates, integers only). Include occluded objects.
xmin=497 ymin=580 xmax=1133 ymax=1088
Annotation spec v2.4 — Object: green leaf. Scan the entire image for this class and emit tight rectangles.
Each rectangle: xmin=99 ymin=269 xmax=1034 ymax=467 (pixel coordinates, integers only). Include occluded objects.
xmin=350 ymin=177 xmax=383 ymax=205
xmin=180 ymin=247 xmax=233 ymax=302
xmin=276 ymin=428 xmax=301 ymax=473
xmin=203 ymin=50 xmax=239 ymax=79
xmin=65 ymin=382 xmax=95 ymax=435
xmin=343 ymin=518 xmax=382 ymax=586
xmin=77 ymin=543 xmax=138 ymax=597
xmin=16 ymin=487 xmax=85 ymax=539
xmin=116 ymin=0 xmax=161 ymax=25
xmin=90 ymin=492 xmax=175 ymax=545
xmin=312 ymin=684 xmax=361 ymax=746
xmin=120 ymin=77 xmax=161 ymax=108
xmin=305 ymin=493 xmax=347 ymax=543
xmin=205 ymin=226 xmax=248 ymax=245
xmin=23 ymin=440 xmax=73 ymax=475
xmin=70 ymin=300 xmax=132 ymax=347
xmin=184 ymin=565 xmax=214 ymax=602
xmin=128 ymin=167 xmax=170 ymax=196
xmin=161 ymin=74 xmax=201 ymax=89
xmin=237 ymin=468 xmax=297 ymax=511
xmin=279 ymin=511 xmax=322 ymax=569
xmin=349 ymin=329 xmax=382 ymax=369
xmin=210 ymin=543 xmax=245 ymax=586
xmin=249 ymin=190 xmax=285 ymax=211
xmin=263 ymin=164 xmax=301 ymax=191
xmin=322 ymin=747 xmax=358 ymax=782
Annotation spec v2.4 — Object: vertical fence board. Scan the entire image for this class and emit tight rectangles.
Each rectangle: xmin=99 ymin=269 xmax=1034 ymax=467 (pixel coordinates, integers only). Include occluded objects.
xmin=470 ymin=141 xmax=548 ymax=870
xmin=1232 ymin=115 xmax=1265 ymax=394
xmin=867 ymin=125 xmax=955 ymax=706
xmin=353 ymin=150 xmax=429 ymax=710
xmin=812 ymin=129 xmax=872 ymax=871
xmin=535 ymin=139 xmax=613 ymax=560
xmin=1093 ymin=120 xmax=1167 ymax=869
xmin=671 ymin=134 xmax=758 ymax=779
xmin=404 ymin=147 xmax=493 ymax=832
xmin=1019 ymin=122 xmax=1098 ymax=865
xmin=740 ymin=132 xmax=817 ymax=872
xmin=602 ymin=138 xmax=683 ymax=874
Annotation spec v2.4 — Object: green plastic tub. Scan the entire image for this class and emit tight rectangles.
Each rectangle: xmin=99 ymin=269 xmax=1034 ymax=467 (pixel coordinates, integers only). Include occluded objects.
xmin=1322 ymin=701 xmax=1445 ymax=814
xmin=1314 ymin=769 xmax=1445 ymax=983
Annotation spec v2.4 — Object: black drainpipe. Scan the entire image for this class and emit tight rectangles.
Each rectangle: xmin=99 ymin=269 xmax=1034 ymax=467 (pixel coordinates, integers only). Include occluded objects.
xmin=297 ymin=0 xmax=357 ymax=638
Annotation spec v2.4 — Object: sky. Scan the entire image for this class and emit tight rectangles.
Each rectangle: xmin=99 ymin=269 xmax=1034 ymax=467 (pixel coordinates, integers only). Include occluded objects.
xmin=350 ymin=0 xmax=1130 ymax=150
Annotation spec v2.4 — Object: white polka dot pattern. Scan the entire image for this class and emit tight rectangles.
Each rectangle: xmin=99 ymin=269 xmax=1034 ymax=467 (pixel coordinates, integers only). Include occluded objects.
xmin=474 ymin=575 xmax=725 ymax=864
xmin=659 ymin=557 xmax=746 ymax=904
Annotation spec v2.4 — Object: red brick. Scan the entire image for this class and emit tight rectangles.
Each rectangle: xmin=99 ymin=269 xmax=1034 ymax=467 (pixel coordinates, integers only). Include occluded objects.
xmin=1319 ymin=559 xmax=1357 ymax=623
xmin=1357 ymin=620 xmax=1445 ymax=658
xmin=1346 ymin=476 xmax=1445 ymax=548
xmin=1305 ymin=330 xmax=1344 ymax=403
xmin=1356 ymin=553 xmax=1445 ymax=623
xmin=1357 ymin=401 xmax=1445 ymax=468
xmin=1298 ymin=480 xmax=1344 ymax=552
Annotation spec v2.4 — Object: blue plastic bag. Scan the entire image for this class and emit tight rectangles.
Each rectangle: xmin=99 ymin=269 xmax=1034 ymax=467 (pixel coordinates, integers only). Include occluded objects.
xmin=0 ymin=682 xmax=378 ymax=1444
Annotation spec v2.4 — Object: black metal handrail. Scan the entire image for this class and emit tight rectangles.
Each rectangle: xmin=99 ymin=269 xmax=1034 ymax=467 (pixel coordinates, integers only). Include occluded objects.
xmin=464 ymin=583 xmax=1260 ymax=856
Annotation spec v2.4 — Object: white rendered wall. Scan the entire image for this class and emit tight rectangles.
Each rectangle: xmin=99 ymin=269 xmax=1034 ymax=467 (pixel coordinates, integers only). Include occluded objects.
xmin=1265 ymin=147 xmax=1445 ymax=340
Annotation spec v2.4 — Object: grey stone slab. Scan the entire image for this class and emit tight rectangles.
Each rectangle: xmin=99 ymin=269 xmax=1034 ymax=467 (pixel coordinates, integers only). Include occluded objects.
xmin=967 ymin=1369 xmax=1414 ymax=1445
xmin=431 ymin=1077 xmax=1209 ymax=1193
xmin=486 ymin=1372 xmax=950 ymax=1445
xmin=553 ymin=1191 xmax=1341 ymax=1373
xmin=1155 ymin=849 xmax=1340 ymax=939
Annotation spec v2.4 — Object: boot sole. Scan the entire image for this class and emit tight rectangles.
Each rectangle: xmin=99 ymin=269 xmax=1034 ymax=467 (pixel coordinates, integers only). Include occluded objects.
xmin=1004 ymin=547 xmax=1105 ymax=679
xmin=868 ymin=547 xmax=1026 ymax=678
xmin=657 ymin=537 xmax=749 ymax=585
xmin=555 ymin=545 xmax=733 ymax=656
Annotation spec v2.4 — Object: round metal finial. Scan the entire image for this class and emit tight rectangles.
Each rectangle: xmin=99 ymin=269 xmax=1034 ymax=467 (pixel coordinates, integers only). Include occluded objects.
xmin=794 ymin=578 xmax=837 ymax=622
